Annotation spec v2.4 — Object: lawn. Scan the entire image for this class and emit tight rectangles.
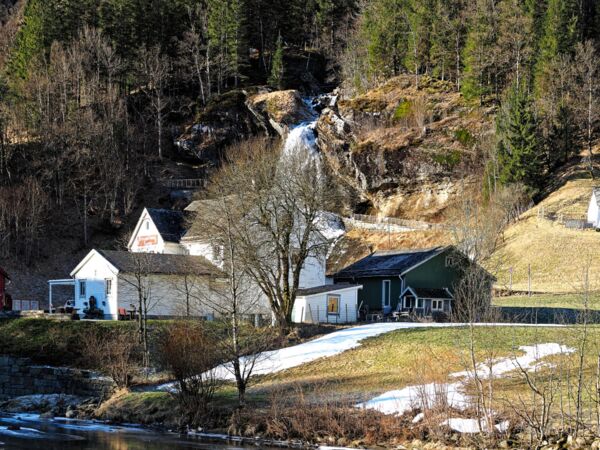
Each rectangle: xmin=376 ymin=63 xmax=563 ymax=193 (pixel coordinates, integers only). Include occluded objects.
xmin=492 ymin=293 xmax=600 ymax=310
xmin=251 ymin=325 xmax=592 ymax=400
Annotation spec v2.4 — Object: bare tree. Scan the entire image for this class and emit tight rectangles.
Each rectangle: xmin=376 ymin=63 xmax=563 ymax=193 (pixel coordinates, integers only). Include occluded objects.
xmin=196 ymin=137 xmax=342 ymax=333
xmin=138 ymin=46 xmax=170 ymax=159
xmin=157 ymin=320 xmax=224 ymax=426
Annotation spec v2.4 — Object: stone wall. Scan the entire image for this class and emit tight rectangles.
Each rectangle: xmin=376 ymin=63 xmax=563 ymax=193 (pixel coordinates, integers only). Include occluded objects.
xmin=0 ymin=356 xmax=114 ymax=399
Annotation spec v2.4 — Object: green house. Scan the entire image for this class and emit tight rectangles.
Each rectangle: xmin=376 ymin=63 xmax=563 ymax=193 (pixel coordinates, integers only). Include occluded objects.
xmin=333 ymin=246 xmax=483 ymax=317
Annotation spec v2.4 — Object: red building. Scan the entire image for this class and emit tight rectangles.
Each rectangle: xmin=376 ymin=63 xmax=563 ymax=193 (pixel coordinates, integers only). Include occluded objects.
xmin=0 ymin=267 xmax=10 ymax=310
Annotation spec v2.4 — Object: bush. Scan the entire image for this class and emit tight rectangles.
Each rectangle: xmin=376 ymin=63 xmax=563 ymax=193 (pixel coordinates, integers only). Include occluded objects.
xmin=156 ymin=320 xmax=224 ymax=427
xmin=454 ymin=128 xmax=475 ymax=147
xmin=393 ymin=100 xmax=412 ymax=121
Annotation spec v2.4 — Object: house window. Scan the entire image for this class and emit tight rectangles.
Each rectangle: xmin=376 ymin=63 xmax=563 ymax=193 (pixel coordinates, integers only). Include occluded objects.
xmin=416 ymin=298 xmax=424 ymax=309
xmin=403 ymin=295 xmax=414 ymax=309
xmin=382 ymin=280 xmax=391 ymax=308
xmin=432 ymin=299 xmax=443 ymax=311
xmin=145 ymin=220 xmax=150 ymax=231
xmin=79 ymin=280 xmax=86 ymax=298
xmin=327 ymin=295 xmax=340 ymax=315
xmin=105 ymin=279 xmax=112 ymax=296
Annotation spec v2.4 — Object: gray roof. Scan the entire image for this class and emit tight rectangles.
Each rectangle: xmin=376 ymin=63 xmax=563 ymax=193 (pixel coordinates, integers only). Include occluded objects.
xmin=409 ymin=287 xmax=452 ymax=299
xmin=146 ymin=208 xmax=186 ymax=243
xmin=97 ymin=250 xmax=222 ymax=276
xmin=297 ymin=283 xmax=361 ymax=296
xmin=334 ymin=247 xmax=449 ymax=279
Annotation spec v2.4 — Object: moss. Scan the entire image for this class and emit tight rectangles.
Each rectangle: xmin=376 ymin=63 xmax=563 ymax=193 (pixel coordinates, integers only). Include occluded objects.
xmin=392 ymin=100 xmax=412 ymax=121
xmin=340 ymin=97 xmax=387 ymax=113
xmin=432 ymin=150 xmax=462 ymax=169
xmin=454 ymin=128 xmax=475 ymax=147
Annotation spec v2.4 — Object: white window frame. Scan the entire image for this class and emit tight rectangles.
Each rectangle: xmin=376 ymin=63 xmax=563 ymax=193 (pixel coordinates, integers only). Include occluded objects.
xmin=403 ymin=295 xmax=414 ymax=309
xmin=432 ymin=299 xmax=444 ymax=311
xmin=327 ymin=294 xmax=340 ymax=315
xmin=79 ymin=280 xmax=86 ymax=298
xmin=416 ymin=297 xmax=424 ymax=309
xmin=382 ymin=280 xmax=391 ymax=308
xmin=105 ymin=278 xmax=112 ymax=297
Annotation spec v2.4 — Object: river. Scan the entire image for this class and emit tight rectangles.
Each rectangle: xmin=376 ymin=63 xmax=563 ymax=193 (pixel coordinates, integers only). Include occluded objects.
xmin=0 ymin=413 xmax=276 ymax=449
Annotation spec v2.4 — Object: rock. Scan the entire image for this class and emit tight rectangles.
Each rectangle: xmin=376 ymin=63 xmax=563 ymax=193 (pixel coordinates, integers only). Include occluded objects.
xmin=174 ymin=89 xmax=260 ymax=163
xmin=246 ymin=90 xmax=314 ymax=137
xmin=498 ymin=440 xmax=511 ymax=448
xmin=590 ymin=439 xmax=600 ymax=449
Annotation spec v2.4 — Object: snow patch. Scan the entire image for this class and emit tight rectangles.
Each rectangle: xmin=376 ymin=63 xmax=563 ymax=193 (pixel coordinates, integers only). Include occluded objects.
xmin=443 ymin=418 xmax=509 ymax=434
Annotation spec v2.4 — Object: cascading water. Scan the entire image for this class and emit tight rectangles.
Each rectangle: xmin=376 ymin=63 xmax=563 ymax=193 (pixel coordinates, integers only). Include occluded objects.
xmin=280 ymin=93 xmax=335 ymax=169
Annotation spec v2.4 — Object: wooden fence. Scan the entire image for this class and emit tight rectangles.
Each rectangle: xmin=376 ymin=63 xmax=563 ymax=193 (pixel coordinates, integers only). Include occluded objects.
xmin=536 ymin=206 xmax=593 ymax=230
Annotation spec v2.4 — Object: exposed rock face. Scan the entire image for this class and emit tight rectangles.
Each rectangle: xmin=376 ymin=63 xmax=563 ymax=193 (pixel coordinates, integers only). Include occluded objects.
xmin=174 ymin=90 xmax=260 ymax=163
xmin=246 ymin=90 xmax=314 ymax=137
xmin=316 ymin=75 xmax=491 ymax=220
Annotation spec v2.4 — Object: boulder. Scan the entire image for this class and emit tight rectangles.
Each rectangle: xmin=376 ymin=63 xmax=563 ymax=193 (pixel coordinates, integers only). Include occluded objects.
xmin=174 ymin=90 xmax=260 ymax=163
xmin=246 ymin=90 xmax=314 ymax=137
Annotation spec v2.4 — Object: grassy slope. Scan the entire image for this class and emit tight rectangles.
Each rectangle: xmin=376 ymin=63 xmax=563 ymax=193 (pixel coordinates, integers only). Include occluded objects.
xmin=488 ymin=162 xmax=600 ymax=294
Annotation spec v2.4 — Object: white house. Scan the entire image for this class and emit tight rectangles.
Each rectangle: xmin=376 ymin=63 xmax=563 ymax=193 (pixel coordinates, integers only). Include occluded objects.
xmin=67 ymin=249 xmax=224 ymax=319
xmin=587 ymin=188 xmax=600 ymax=228
xmin=128 ymin=208 xmax=187 ymax=254
xmin=291 ymin=284 xmax=362 ymax=324
xmin=182 ymin=200 xmax=344 ymax=289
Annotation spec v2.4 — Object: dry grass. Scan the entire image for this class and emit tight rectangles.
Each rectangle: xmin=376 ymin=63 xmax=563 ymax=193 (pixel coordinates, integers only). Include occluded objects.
xmin=488 ymin=176 xmax=600 ymax=293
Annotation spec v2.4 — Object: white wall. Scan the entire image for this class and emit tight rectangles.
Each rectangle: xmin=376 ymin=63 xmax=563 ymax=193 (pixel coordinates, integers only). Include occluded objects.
xmin=292 ymin=288 xmax=359 ymax=324
xmin=129 ymin=210 xmax=167 ymax=254
xmin=182 ymin=241 xmax=223 ymax=266
xmin=72 ymin=252 xmax=119 ymax=319
xmin=588 ymin=193 xmax=599 ymax=226
xmin=298 ymin=254 xmax=327 ymax=288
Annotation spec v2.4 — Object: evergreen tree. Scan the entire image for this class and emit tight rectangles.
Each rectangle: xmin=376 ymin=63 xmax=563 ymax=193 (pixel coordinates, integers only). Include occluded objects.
xmin=533 ymin=0 xmax=578 ymax=94
xmin=268 ymin=33 xmax=284 ymax=89
xmin=496 ymin=82 xmax=543 ymax=192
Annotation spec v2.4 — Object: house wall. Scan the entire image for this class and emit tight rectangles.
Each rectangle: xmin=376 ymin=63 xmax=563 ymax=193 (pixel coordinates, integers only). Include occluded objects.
xmin=73 ymin=252 xmax=119 ymax=319
xmin=182 ymin=241 xmax=223 ymax=266
xmin=404 ymin=249 xmax=463 ymax=294
xmin=298 ymin=255 xmax=327 ymax=288
xmin=129 ymin=210 xmax=167 ymax=254
xmin=588 ymin=194 xmax=598 ymax=226
xmin=333 ymin=276 xmax=402 ymax=311
xmin=291 ymin=288 xmax=359 ymax=323
xmin=117 ymin=274 xmax=217 ymax=318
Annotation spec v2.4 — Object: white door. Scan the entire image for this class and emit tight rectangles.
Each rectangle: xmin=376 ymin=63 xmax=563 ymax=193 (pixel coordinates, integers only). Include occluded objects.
xmin=382 ymin=280 xmax=391 ymax=310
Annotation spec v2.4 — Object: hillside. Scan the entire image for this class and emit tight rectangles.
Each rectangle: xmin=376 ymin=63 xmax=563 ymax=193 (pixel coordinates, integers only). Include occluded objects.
xmin=488 ymin=159 xmax=600 ymax=294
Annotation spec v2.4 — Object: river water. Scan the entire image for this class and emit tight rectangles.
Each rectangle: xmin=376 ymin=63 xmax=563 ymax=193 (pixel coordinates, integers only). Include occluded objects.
xmin=0 ymin=414 xmax=272 ymax=449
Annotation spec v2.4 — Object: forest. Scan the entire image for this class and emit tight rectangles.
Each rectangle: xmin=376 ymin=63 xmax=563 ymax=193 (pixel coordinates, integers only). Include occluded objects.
xmin=0 ymin=0 xmax=599 ymax=265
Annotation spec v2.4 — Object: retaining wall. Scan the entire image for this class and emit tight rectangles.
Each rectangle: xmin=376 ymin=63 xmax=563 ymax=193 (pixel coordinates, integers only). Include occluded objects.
xmin=0 ymin=356 xmax=114 ymax=399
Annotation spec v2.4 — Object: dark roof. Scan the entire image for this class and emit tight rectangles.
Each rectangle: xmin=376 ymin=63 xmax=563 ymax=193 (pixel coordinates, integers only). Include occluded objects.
xmin=96 ymin=250 xmax=223 ymax=276
xmin=334 ymin=247 xmax=449 ymax=279
xmin=409 ymin=287 xmax=452 ymax=299
xmin=146 ymin=208 xmax=186 ymax=243
xmin=297 ymin=283 xmax=361 ymax=296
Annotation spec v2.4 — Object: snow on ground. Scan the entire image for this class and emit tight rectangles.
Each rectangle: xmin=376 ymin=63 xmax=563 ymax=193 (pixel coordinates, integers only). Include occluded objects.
xmin=157 ymin=322 xmax=562 ymax=391
xmin=443 ymin=418 xmax=509 ymax=434
xmin=357 ymin=342 xmax=574 ymax=432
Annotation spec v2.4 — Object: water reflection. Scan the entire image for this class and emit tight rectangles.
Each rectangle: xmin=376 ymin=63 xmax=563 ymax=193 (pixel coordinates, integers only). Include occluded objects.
xmin=0 ymin=414 xmax=257 ymax=449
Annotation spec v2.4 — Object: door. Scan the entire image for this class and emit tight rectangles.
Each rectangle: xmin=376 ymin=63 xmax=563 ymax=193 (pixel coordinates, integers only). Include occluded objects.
xmin=382 ymin=280 xmax=391 ymax=310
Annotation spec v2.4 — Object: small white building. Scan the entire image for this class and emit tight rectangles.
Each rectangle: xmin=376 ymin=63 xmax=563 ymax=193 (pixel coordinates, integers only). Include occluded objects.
xmin=66 ymin=249 xmax=224 ymax=319
xmin=128 ymin=208 xmax=187 ymax=254
xmin=587 ymin=188 xmax=600 ymax=228
xmin=291 ymin=284 xmax=362 ymax=324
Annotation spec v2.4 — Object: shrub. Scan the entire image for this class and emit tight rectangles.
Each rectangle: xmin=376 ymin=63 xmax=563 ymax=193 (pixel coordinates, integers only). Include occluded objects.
xmin=432 ymin=150 xmax=462 ymax=169
xmin=393 ymin=100 xmax=412 ymax=121
xmin=156 ymin=320 xmax=224 ymax=427
xmin=454 ymin=128 xmax=475 ymax=147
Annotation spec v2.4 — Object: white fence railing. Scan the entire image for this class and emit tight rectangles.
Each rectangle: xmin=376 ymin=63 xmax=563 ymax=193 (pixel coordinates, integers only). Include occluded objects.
xmin=160 ymin=178 xmax=206 ymax=189
xmin=345 ymin=214 xmax=447 ymax=232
